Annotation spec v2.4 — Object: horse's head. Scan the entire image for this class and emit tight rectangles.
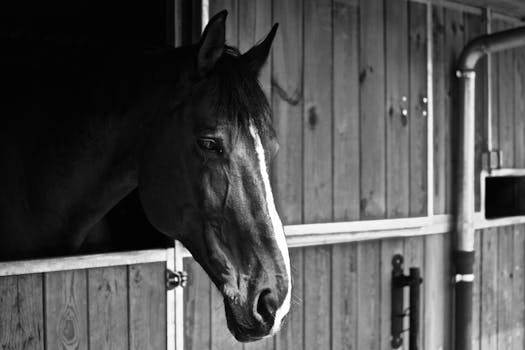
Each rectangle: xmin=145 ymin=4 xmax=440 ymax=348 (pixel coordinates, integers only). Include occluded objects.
xmin=138 ymin=11 xmax=290 ymax=342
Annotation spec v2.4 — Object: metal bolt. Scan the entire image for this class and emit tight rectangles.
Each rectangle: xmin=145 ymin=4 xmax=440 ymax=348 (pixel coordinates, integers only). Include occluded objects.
xmin=422 ymin=97 xmax=428 ymax=104
xmin=402 ymin=109 xmax=408 ymax=116
xmin=402 ymin=96 xmax=407 ymax=102
xmin=422 ymin=110 xmax=427 ymax=117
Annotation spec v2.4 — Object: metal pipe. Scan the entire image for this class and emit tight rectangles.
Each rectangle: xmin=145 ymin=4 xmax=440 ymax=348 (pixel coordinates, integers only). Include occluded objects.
xmin=455 ymin=24 xmax=525 ymax=350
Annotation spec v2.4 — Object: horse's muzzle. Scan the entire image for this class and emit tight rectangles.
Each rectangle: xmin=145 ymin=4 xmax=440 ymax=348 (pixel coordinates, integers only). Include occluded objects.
xmin=224 ymin=288 xmax=280 ymax=342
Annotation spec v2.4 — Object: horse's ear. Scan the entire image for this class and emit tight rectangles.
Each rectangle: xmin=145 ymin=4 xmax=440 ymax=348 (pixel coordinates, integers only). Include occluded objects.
xmin=197 ymin=10 xmax=228 ymax=75
xmin=241 ymin=23 xmax=278 ymax=75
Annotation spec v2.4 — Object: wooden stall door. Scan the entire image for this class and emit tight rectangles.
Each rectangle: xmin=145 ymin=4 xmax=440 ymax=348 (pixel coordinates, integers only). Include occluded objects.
xmin=0 ymin=262 xmax=167 ymax=350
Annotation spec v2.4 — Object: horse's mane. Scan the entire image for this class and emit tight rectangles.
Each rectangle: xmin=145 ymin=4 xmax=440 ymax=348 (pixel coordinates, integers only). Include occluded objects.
xmin=206 ymin=46 xmax=273 ymax=138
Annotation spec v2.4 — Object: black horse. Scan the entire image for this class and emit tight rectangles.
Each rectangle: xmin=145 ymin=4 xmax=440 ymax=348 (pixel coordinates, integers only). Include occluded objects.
xmin=0 ymin=11 xmax=290 ymax=342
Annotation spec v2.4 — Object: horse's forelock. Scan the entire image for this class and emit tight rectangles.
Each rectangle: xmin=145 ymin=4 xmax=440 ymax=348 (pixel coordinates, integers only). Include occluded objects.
xmin=202 ymin=46 xmax=273 ymax=138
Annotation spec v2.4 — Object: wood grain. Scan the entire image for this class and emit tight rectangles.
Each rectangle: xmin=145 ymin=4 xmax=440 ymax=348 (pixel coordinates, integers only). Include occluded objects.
xmin=128 ymin=263 xmax=166 ymax=350
xmin=0 ymin=274 xmax=44 ymax=350
xmin=303 ymin=246 xmax=331 ymax=350
xmin=386 ymin=0 xmax=410 ymax=220
xmin=331 ymin=243 xmax=357 ymax=350
xmin=480 ymin=228 xmax=498 ymax=350
xmin=271 ymin=0 xmax=304 ymax=225
xmin=512 ymin=225 xmax=525 ymax=349
xmin=359 ymin=0 xmax=386 ymax=220
xmin=45 ymin=270 xmax=88 ymax=350
xmin=88 ymin=266 xmax=128 ymax=350
xmin=496 ymin=21 xmax=516 ymax=168
xmin=302 ymin=0 xmax=332 ymax=349
xmin=432 ymin=5 xmax=447 ymax=215
xmin=409 ymin=1 xmax=428 ymax=217
xmin=515 ymin=47 xmax=525 ymax=168
xmin=184 ymin=259 xmax=211 ymax=350
xmin=333 ymin=0 xmax=360 ymax=222
xmin=497 ymin=226 xmax=514 ymax=349
xmin=443 ymin=8 xmax=464 ymax=213
xmin=356 ymin=241 xmax=381 ymax=350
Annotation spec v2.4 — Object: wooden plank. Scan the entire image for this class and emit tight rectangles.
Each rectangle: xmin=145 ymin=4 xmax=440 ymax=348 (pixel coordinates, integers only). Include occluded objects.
xmin=409 ymin=1 xmax=429 ymax=218
xmin=405 ymin=6 xmax=428 ymax=345
xmin=356 ymin=241 xmax=381 ymax=350
xmin=184 ymin=259 xmax=211 ymax=350
xmin=514 ymin=47 xmax=525 ymax=168
xmin=359 ymin=0 xmax=386 ymax=220
xmin=497 ymin=226 xmax=514 ymax=349
xmin=432 ymin=5 xmax=447 ymax=215
xmin=512 ymin=225 xmax=525 ymax=349
xmin=443 ymin=8 xmax=465 ymax=213
xmin=45 ymin=270 xmax=89 ymax=350
xmin=271 ymin=0 xmax=304 ymax=225
xmin=490 ymin=19 xmax=505 ymax=158
xmin=472 ymin=230 xmax=482 ymax=350
xmin=383 ymin=3 xmax=409 ymax=330
xmin=87 ymin=266 xmax=128 ymax=350
xmin=331 ymin=243 xmax=357 ymax=350
xmin=0 ymin=274 xmax=44 ymax=350
xmin=480 ymin=227 xmax=498 ymax=350
xmin=496 ymin=21 xmax=516 ymax=168
xmin=209 ymin=0 xmax=239 ymax=47
xmin=0 ymin=249 xmax=168 ymax=277
xmin=129 ymin=262 xmax=166 ymax=350
xmin=331 ymin=2 xmax=359 ymax=348
xmin=303 ymin=0 xmax=332 ymax=348
xmin=275 ymin=248 xmax=304 ymax=350
xmin=385 ymin=0 xmax=410 ymax=220
xmin=303 ymin=0 xmax=333 ymax=224
xmin=303 ymin=246 xmax=331 ymax=350
xmin=333 ymin=0 xmax=360 ymax=222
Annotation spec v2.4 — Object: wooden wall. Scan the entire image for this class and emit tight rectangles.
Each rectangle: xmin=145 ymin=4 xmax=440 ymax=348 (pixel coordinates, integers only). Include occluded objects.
xmin=0 ymin=262 xmax=166 ymax=350
xmin=182 ymin=1 xmax=525 ymax=350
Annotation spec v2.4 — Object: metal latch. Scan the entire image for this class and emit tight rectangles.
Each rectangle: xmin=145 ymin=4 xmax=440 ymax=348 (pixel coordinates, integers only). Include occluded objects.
xmin=391 ymin=255 xmax=423 ymax=350
xmin=166 ymin=269 xmax=188 ymax=290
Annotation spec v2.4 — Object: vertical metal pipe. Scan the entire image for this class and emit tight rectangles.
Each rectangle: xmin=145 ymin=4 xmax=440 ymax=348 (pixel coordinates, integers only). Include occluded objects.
xmin=455 ymin=24 xmax=525 ymax=350
xmin=454 ymin=70 xmax=476 ymax=350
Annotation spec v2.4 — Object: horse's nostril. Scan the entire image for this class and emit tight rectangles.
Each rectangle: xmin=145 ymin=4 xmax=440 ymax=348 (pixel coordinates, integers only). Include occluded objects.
xmin=255 ymin=288 xmax=278 ymax=327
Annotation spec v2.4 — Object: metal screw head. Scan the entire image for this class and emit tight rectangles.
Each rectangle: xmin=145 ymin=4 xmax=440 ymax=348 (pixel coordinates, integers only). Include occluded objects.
xmin=402 ymin=109 xmax=408 ymax=116
xmin=422 ymin=110 xmax=427 ymax=117
xmin=422 ymin=97 xmax=428 ymax=104
xmin=402 ymin=96 xmax=407 ymax=102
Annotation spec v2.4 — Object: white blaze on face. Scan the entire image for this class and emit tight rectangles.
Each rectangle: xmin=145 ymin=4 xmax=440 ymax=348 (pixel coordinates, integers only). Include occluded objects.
xmin=248 ymin=121 xmax=291 ymax=334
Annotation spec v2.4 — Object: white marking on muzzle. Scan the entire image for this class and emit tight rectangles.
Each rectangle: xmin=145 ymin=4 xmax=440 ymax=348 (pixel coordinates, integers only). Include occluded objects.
xmin=248 ymin=121 xmax=291 ymax=335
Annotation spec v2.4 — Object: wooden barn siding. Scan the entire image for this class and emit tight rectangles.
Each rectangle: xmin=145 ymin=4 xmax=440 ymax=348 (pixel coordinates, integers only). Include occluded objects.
xmin=0 ymin=262 xmax=166 ymax=350
xmin=181 ymin=1 xmax=525 ymax=350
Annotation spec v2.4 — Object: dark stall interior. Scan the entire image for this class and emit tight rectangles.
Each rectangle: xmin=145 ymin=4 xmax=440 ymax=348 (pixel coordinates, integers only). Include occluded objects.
xmin=1 ymin=0 xmax=172 ymax=254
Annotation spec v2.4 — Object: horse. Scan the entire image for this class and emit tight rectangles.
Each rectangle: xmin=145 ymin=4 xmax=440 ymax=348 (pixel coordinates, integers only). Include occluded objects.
xmin=0 ymin=10 xmax=291 ymax=342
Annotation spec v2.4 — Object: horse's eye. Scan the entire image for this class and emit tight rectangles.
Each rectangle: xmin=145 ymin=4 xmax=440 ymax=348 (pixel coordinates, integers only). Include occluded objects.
xmin=197 ymin=138 xmax=223 ymax=153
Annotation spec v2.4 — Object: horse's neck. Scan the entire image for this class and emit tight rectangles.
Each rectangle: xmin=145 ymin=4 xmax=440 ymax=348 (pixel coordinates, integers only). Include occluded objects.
xmin=7 ymin=52 xmax=184 ymax=255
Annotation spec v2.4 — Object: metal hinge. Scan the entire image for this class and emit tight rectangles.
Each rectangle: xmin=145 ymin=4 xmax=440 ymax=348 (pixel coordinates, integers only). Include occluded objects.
xmin=482 ymin=150 xmax=502 ymax=170
xmin=166 ymin=269 xmax=188 ymax=290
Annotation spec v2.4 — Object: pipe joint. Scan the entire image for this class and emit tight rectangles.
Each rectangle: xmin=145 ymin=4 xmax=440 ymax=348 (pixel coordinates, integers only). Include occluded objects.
xmin=456 ymin=70 xmax=476 ymax=79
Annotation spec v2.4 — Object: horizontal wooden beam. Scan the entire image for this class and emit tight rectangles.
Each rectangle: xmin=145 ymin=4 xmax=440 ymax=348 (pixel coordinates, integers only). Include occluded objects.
xmin=0 ymin=248 xmax=170 ymax=277
xmin=3 ymin=212 xmax=525 ymax=274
